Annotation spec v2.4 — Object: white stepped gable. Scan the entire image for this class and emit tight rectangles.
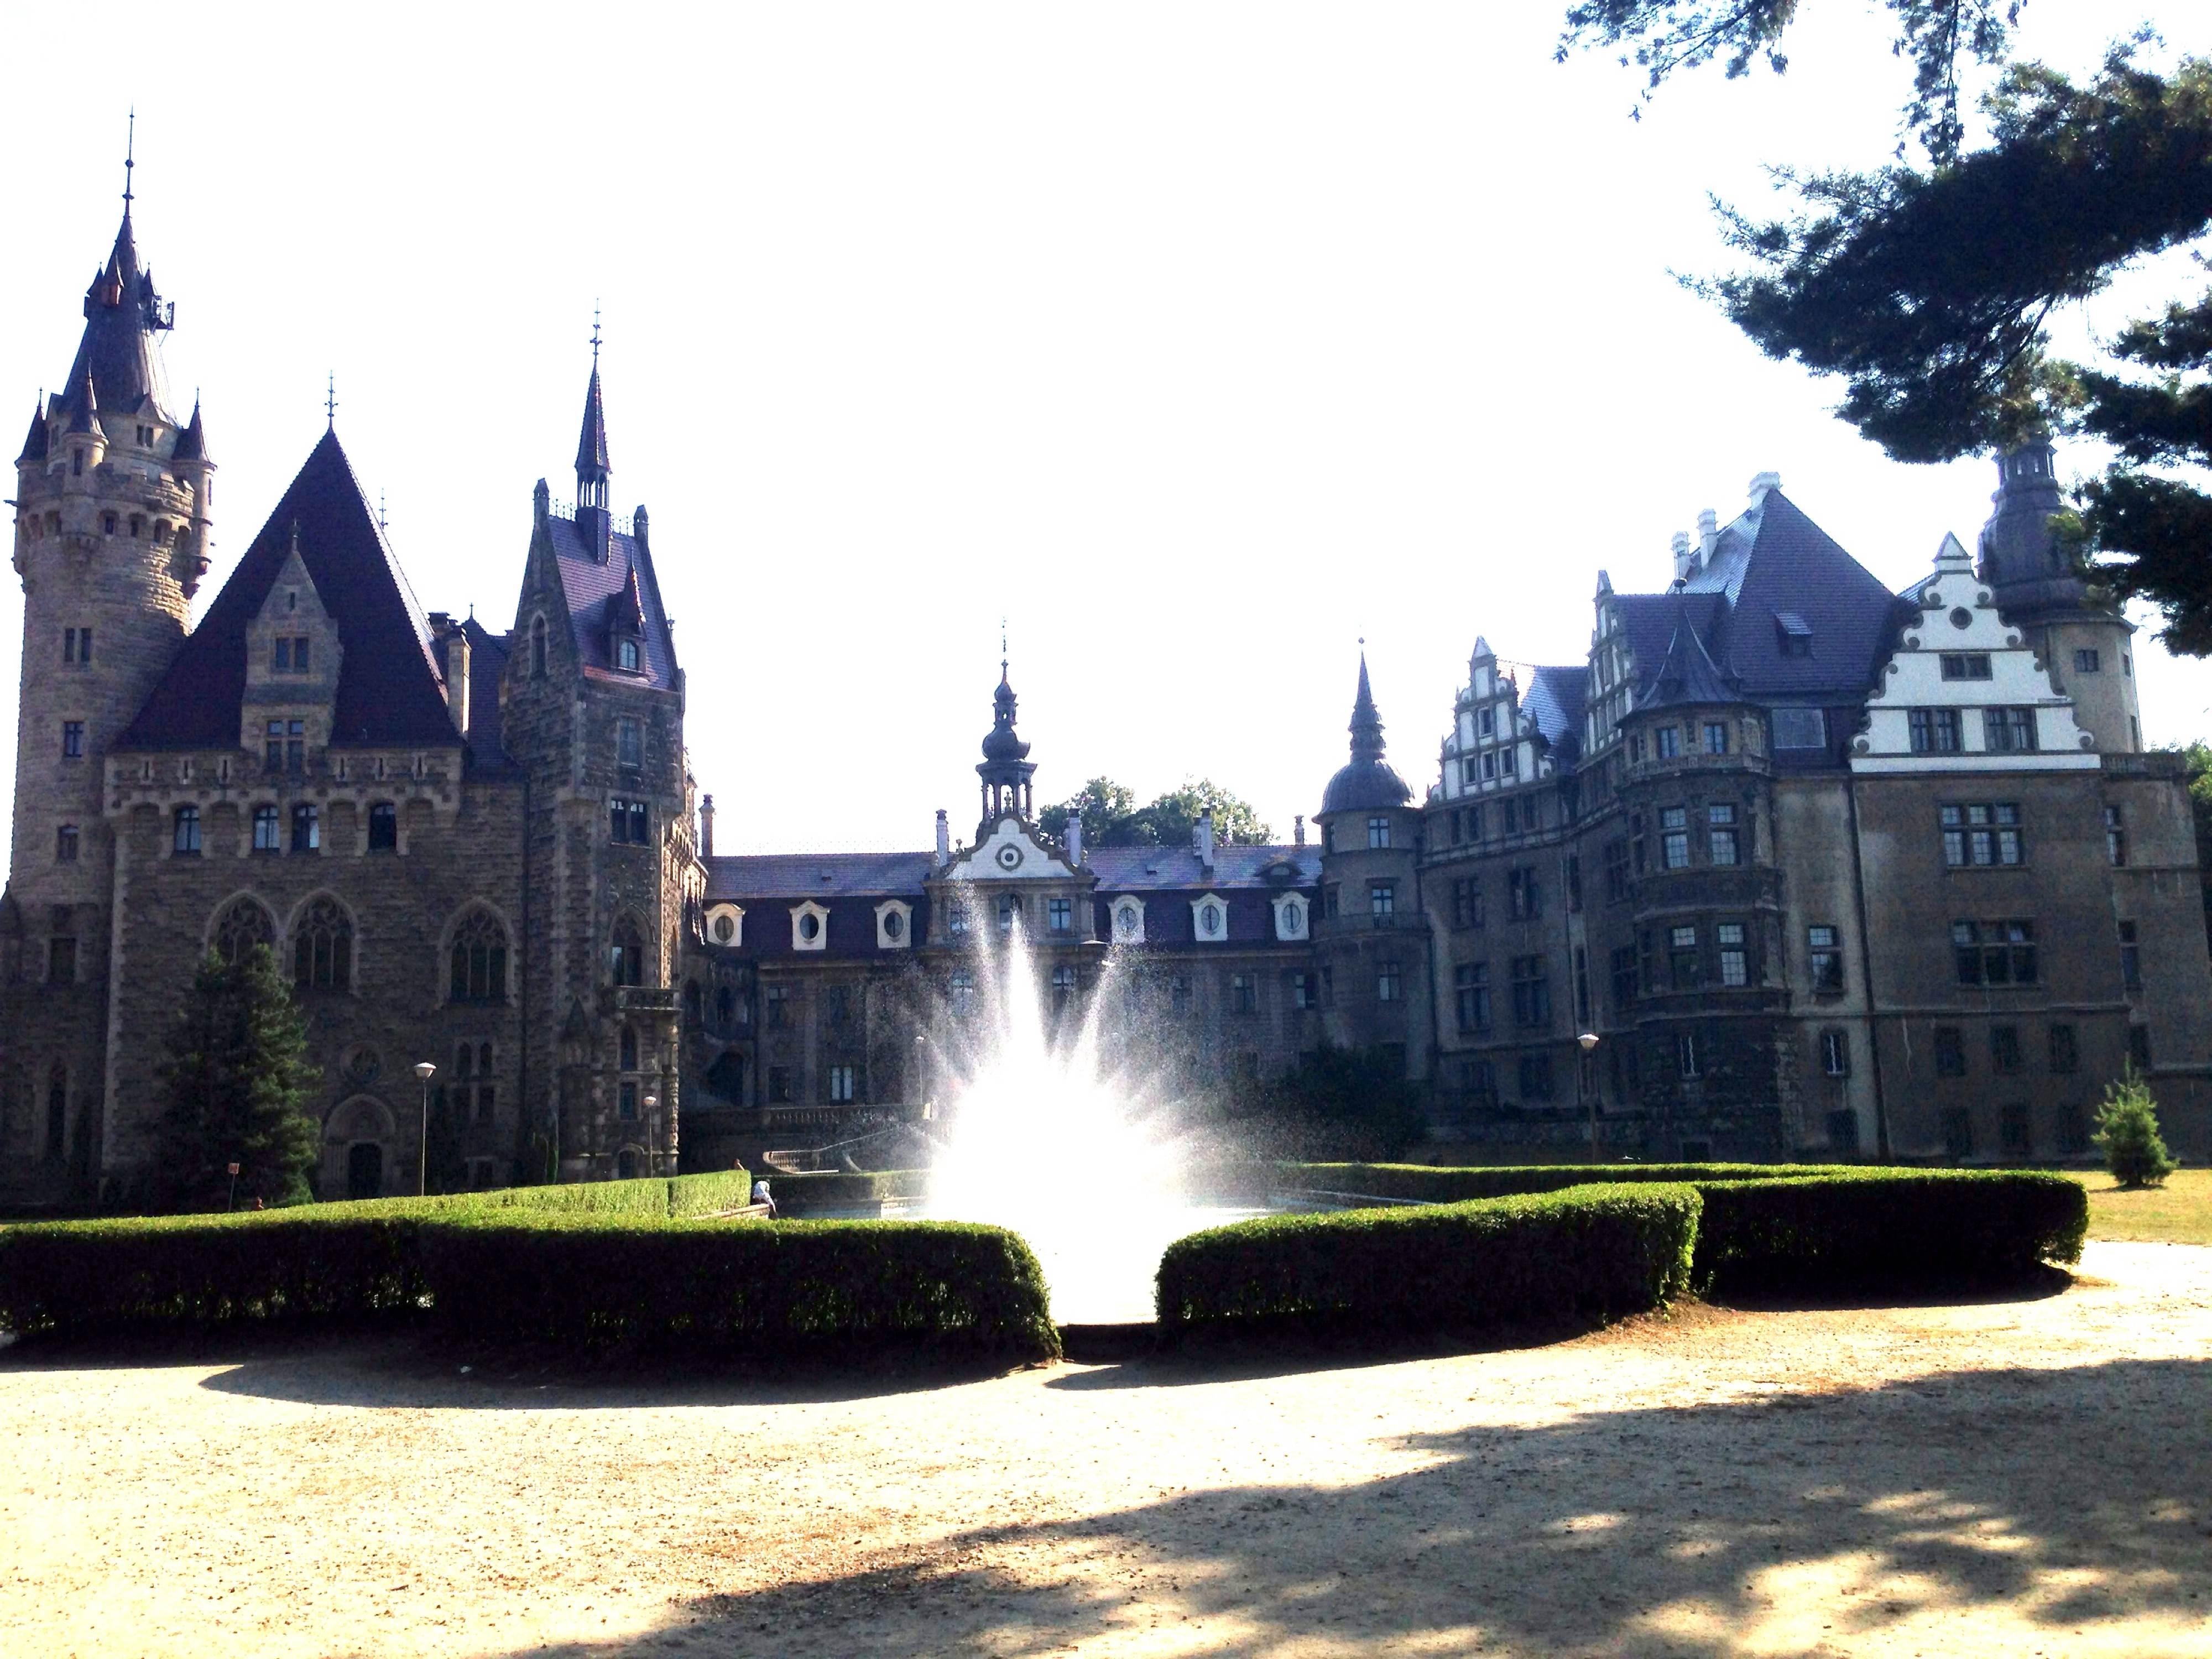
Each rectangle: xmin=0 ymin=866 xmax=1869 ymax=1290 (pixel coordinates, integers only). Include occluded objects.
xmin=942 ymin=815 xmax=1076 ymax=883
xmin=1854 ymin=533 xmax=2097 ymax=773
xmin=1439 ymin=637 xmax=1541 ymax=800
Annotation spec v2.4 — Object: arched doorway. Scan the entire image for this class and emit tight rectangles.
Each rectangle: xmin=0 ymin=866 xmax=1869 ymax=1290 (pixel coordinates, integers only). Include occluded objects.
xmin=346 ymin=1142 xmax=384 ymax=1200
xmin=322 ymin=1095 xmax=397 ymax=1200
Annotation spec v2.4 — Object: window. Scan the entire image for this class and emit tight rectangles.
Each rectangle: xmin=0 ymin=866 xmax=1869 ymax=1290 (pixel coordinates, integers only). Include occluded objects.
xmin=1820 ymin=1030 xmax=1849 ymax=1077
xmin=62 ymin=627 xmax=91 ymax=664
xmin=1941 ymin=803 xmax=2022 ymax=868
xmin=619 ymin=1026 xmax=639 ymax=1071
xmin=1934 ymin=1025 xmax=1966 ymax=1077
xmin=946 ymin=971 xmax=973 ymax=1016
xmin=1777 ymin=613 xmax=1814 ymax=657
xmin=1466 ymin=803 xmax=1484 ymax=840
xmin=1999 ymin=1103 xmax=2032 ymax=1156
xmin=948 ymin=901 xmax=971 ymax=939
xmin=1170 ymin=975 xmax=1193 ymax=1014
xmin=1983 ymin=706 xmax=2037 ymax=753
xmin=213 ymin=899 xmax=273 ymax=963
xmin=1940 ymin=653 xmax=1992 ymax=680
xmin=2128 ymin=1025 xmax=2153 ymax=1072
xmin=828 ymin=1065 xmax=857 ymax=1103
xmin=367 ymin=802 xmax=397 ymax=852
xmin=1229 ymin=973 xmax=1256 ymax=1014
xmin=798 ymin=911 xmax=822 ymax=945
xmin=1376 ymin=961 xmax=1402 ymax=1003
xmin=1451 ymin=877 xmax=1484 ymax=930
xmin=1603 ymin=838 xmax=1630 ymax=902
xmin=1449 ymin=807 xmax=1465 ymax=843
xmin=171 ymin=806 xmax=200 ymax=855
xmin=1461 ymin=1058 xmax=1498 ymax=1105
xmin=610 ymin=917 xmax=644 ymax=988
xmin=619 ymin=1081 xmax=639 ymax=1120
xmin=1517 ymin=1052 xmax=1554 ymax=1101
xmin=531 ymin=616 xmax=548 ymax=677
xmin=617 ymin=719 xmax=642 ymax=768
xmin=1908 ymin=708 xmax=1963 ymax=755
xmin=999 ymin=895 xmax=1021 ymax=937
xmin=48 ymin=933 xmax=76 ymax=983
xmin=292 ymin=897 xmax=353 ymax=992
xmin=1610 ymin=945 xmax=1638 ymax=1010
xmin=1952 ymin=920 xmax=2037 ymax=985
xmin=1566 ymin=854 xmax=1583 ymax=911
xmin=61 ymin=721 xmax=84 ymax=759
xmin=1627 ymin=733 xmax=1646 ymax=764
xmin=1708 ymin=804 xmax=1739 ymax=866
xmin=1366 ymin=816 xmax=1391 ymax=849
xmin=253 ymin=804 xmax=281 ymax=852
xmin=57 ymin=824 xmax=81 ymax=862
xmin=1369 ymin=881 xmax=1396 ymax=922
xmin=1508 ymin=866 xmax=1541 ymax=920
xmin=1656 ymin=726 xmax=1682 ymax=759
xmin=1455 ymin=962 xmax=1491 ymax=1031
xmin=1047 ymin=896 xmax=1072 ymax=935
xmin=1808 ymin=925 xmax=1843 ymax=993
xmin=290 ymin=804 xmax=320 ymax=853
xmin=1676 ymin=1031 xmax=1701 ymax=1079
xmin=883 ymin=909 xmax=905 ymax=942
xmin=102 ymin=511 xmax=118 ymax=535
xmin=274 ymin=635 xmax=310 ymax=673
xmin=450 ymin=910 xmax=509 ymax=1004
xmin=616 ymin=638 xmax=640 ymax=672
xmin=2074 ymin=647 xmax=2101 ymax=674
xmin=767 ymin=1067 xmax=792 ymax=1104
xmin=1669 ymin=925 xmax=1700 ymax=989
xmin=1510 ymin=955 xmax=1550 ymax=1027
xmin=1660 ymin=807 xmax=1689 ymax=870
xmin=1771 ymin=707 xmax=1827 ymax=750
xmin=1574 ymin=945 xmax=1592 ymax=1026
xmin=2044 ymin=1022 xmax=2079 ymax=1076
xmin=1717 ymin=922 xmax=1748 ymax=987
xmin=2105 ymin=805 xmax=2126 ymax=867
xmin=1942 ymin=1107 xmax=1975 ymax=1159
xmin=259 ymin=718 xmax=304 ymax=772
xmin=609 ymin=798 xmax=650 ymax=844
xmin=1290 ymin=971 xmax=1315 ymax=1010
xmin=1702 ymin=721 xmax=1729 ymax=755
xmin=1460 ymin=759 xmax=1479 ymax=789
xmin=1987 ymin=1024 xmax=2027 ymax=1077
xmin=2118 ymin=920 xmax=2141 ymax=991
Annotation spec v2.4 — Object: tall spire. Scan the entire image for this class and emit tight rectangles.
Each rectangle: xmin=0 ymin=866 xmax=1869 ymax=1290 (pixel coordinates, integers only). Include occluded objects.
xmin=1321 ymin=646 xmax=1412 ymax=816
xmin=1349 ymin=649 xmax=1385 ymax=762
xmin=63 ymin=127 xmax=173 ymax=422
xmin=575 ymin=325 xmax=610 ymax=512
xmin=122 ymin=107 xmax=134 ymax=219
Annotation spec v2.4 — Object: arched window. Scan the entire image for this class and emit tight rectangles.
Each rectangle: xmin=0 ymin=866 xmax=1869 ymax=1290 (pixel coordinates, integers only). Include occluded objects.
xmin=253 ymin=804 xmax=281 ymax=852
xmin=173 ymin=805 xmax=201 ymax=854
xmin=478 ymin=1041 xmax=493 ymax=1076
xmin=213 ymin=898 xmax=275 ymax=964
xmin=448 ymin=909 xmax=509 ymax=1004
xmin=367 ymin=802 xmax=398 ymax=852
xmin=619 ymin=1026 xmax=639 ymax=1071
xmin=45 ymin=1063 xmax=67 ymax=1161
xmin=714 ymin=984 xmax=735 ymax=1026
xmin=531 ymin=615 xmax=548 ymax=678
xmin=610 ymin=916 xmax=644 ymax=988
xmin=293 ymin=897 xmax=353 ymax=992
xmin=454 ymin=1044 xmax=474 ymax=1082
xmin=684 ymin=980 xmax=703 ymax=1024
xmin=615 ymin=1148 xmax=641 ymax=1178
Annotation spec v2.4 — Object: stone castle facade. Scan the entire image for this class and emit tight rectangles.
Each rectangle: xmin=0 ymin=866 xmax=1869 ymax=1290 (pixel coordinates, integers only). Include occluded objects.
xmin=4 ymin=186 xmax=2208 ymax=1207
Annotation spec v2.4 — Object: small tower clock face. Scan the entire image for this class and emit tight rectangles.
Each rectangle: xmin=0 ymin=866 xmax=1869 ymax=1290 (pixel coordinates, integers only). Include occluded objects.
xmin=997 ymin=844 xmax=1023 ymax=870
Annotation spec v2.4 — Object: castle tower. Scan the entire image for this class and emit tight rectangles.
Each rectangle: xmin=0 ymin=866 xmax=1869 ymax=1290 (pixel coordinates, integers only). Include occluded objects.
xmin=1977 ymin=439 xmax=2142 ymax=752
xmin=975 ymin=659 xmax=1036 ymax=834
xmin=3 ymin=161 xmax=209 ymax=1189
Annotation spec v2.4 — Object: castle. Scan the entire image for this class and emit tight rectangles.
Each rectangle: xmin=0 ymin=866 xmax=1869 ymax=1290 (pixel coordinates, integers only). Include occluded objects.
xmin=4 ymin=181 xmax=2207 ymax=1208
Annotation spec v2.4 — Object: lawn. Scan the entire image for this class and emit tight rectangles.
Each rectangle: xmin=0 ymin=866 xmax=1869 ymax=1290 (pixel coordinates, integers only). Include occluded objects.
xmin=2078 ymin=1166 xmax=2212 ymax=1245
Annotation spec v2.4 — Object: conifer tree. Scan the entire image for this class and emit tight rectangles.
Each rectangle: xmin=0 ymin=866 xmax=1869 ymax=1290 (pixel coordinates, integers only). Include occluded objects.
xmin=153 ymin=946 xmax=322 ymax=1211
xmin=2093 ymin=1068 xmax=2178 ymax=1189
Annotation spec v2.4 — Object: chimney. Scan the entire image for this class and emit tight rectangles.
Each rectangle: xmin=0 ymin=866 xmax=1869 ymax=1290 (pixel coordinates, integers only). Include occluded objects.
xmin=935 ymin=808 xmax=951 ymax=865
xmin=1748 ymin=469 xmax=1782 ymax=506
xmin=700 ymin=793 xmax=716 ymax=858
xmin=437 ymin=622 xmax=471 ymax=738
xmin=1294 ymin=813 xmax=1306 ymax=847
xmin=1671 ymin=531 xmax=1695 ymax=582
xmin=1195 ymin=808 xmax=1216 ymax=870
xmin=633 ymin=504 xmax=650 ymax=550
xmin=1697 ymin=507 xmax=1719 ymax=561
xmin=1065 ymin=815 xmax=1083 ymax=867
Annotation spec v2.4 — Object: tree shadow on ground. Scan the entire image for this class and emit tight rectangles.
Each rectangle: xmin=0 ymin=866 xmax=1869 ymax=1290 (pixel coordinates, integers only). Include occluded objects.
xmin=446 ymin=1357 xmax=2211 ymax=1659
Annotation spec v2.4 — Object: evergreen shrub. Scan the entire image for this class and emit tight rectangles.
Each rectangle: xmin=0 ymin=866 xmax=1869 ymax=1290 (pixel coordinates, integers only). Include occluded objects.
xmin=2093 ymin=1071 xmax=2179 ymax=1188
xmin=1155 ymin=1183 xmax=1701 ymax=1334
xmin=418 ymin=1213 xmax=1058 ymax=1360
xmin=1285 ymin=1161 xmax=1837 ymax=1205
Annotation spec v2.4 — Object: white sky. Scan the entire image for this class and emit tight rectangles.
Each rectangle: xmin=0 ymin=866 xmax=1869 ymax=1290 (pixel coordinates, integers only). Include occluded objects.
xmin=3 ymin=2 xmax=2205 ymax=863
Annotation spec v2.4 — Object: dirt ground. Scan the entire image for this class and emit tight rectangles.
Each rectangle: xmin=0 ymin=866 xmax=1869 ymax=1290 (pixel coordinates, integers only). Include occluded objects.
xmin=3 ymin=1241 xmax=2209 ymax=1659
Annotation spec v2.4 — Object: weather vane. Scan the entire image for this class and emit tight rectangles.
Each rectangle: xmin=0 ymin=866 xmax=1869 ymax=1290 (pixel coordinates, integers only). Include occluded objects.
xmin=591 ymin=302 xmax=602 ymax=368
xmin=123 ymin=108 xmax=135 ymax=210
xmin=325 ymin=372 xmax=337 ymax=429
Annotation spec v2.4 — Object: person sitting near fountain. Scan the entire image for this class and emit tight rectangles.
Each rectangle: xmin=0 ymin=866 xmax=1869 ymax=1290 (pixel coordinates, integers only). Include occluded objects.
xmin=750 ymin=1176 xmax=778 ymax=1219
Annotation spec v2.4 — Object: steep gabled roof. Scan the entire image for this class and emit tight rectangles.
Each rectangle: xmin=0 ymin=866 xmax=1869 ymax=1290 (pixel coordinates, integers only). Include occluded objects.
xmin=1521 ymin=665 xmax=1590 ymax=755
xmin=542 ymin=514 xmax=680 ymax=689
xmin=460 ymin=618 xmax=513 ymax=768
xmin=706 ymin=852 xmax=935 ymax=901
xmin=117 ymin=428 xmax=457 ymax=750
xmin=1641 ymin=615 xmax=1740 ymax=710
xmin=14 ymin=397 xmax=47 ymax=466
xmin=170 ymin=398 xmax=208 ymax=463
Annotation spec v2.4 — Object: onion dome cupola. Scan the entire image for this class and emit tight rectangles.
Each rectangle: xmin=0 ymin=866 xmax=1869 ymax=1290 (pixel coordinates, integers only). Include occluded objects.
xmin=1976 ymin=437 xmax=2100 ymax=623
xmin=1320 ymin=653 xmax=1412 ymax=816
xmin=976 ymin=659 xmax=1037 ymax=828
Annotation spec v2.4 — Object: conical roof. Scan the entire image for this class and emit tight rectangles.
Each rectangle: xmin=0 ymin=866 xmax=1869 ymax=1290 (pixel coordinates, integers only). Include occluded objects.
xmin=14 ymin=397 xmax=48 ymax=466
xmin=575 ymin=366 xmax=610 ymax=482
xmin=1322 ymin=654 xmax=1411 ymax=813
xmin=60 ymin=208 xmax=172 ymax=424
xmin=171 ymin=397 xmax=208 ymax=463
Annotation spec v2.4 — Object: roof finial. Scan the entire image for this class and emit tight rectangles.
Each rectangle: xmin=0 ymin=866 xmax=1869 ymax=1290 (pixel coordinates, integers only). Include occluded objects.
xmin=378 ymin=490 xmax=388 ymax=533
xmin=123 ymin=108 xmax=134 ymax=214
xmin=590 ymin=302 xmax=602 ymax=369
xmin=325 ymin=372 xmax=337 ymax=429
xmin=1000 ymin=615 xmax=1008 ymax=678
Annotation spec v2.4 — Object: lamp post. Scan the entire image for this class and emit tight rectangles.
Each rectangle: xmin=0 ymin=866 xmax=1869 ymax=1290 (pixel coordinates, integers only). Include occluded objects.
xmin=413 ymin=1061 xmax=437 ymax=1196
xmin=1577 ymin=1032 xmax=1601 ymax=1158
xmin=226 ymin=1160 xmax=241 ymax=1212
xmin=643 ymin=1094 xmax=659 ymax=1176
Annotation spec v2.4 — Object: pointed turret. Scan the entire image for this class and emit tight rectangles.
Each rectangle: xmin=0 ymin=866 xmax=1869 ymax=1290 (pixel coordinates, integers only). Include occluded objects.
xmin=61 ymin=204 xmax=172 ymax=426
xmin=1322 ymin=654 xmax=1412 ymax=814
xmin=14 ymin=397 xmax=48 ymax=467
xmin=575 ymin=365 xmax=610 ymax=510
xmin=170 ymin=397 xmax=208 ymax=463
xmin=62 ymin=364 xmax=101 ymax=439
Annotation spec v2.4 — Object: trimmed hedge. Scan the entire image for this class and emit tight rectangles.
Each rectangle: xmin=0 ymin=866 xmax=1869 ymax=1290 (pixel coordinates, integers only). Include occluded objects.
xmin=1284 ymin=1161 xmax=1840 ymax=1204
xmin=1694 ymin=1170 xmax=2086 ymax=1292
xmin=419 ymin=1213 xmax=1057 ymax=1360
xmin=1155 ymin=1183 xmax=1700 ymax=1334
xmin=765 ymin=1169 xmax=929 ymax=1212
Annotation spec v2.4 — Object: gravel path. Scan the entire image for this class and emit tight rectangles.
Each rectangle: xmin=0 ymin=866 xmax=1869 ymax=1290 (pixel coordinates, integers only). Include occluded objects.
xmin=4 ymin=1240 xmax=2209 ymax=1657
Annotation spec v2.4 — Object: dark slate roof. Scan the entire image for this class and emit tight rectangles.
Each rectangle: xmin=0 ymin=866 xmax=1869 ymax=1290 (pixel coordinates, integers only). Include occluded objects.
xmin=706 ymin=852 xmax=936 ymax=901
xmin=1614 ymin=592 xmax=1725 ymax=689
xmin=14 ymin=398 xmax=46 ymax=466
xmin=1682 ymin=491 xmax=1902 ymax=700
xmin=170 ymin=398 xmax=207 ymax=463
xmin=544 ymin=514 xmax=679 ymax=690
xmin=576 ymin=367 xmax=609 ymax=478
xmin=1093 ymin=889 xmax=1302 ymax=947
xmin=63 ymin=366 xmax=102 ymax=438
xmin=1521 ymin=665 xmax=1589 ymax=761
xmin=116 ymin=429 xmax=458 ymax=751
xmin=1322 ymin=656 xmax=1414 ymax=814
xmin=460 ymin=618 xmax=512 ymax=768
xmin=1087 ymin=844 xmax=1321 ymax=891
xmin=1641 ymin=617 xmax=1740 ymax=710
xmin=61 ymin=210 xmax=174 ymax=425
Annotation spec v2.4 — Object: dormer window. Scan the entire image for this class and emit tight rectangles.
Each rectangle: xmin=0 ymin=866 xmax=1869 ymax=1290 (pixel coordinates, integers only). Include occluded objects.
xmin=1776 ymin=612 xmax=1813 ymax=658
xmin=617 ymin=637 xmax=640 ymax=672
xmin=274 ymin=637 xmax=310 ymax=674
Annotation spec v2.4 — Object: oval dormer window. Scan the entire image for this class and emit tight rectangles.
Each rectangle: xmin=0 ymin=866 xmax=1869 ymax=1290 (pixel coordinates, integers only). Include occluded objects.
xmin=1201 ymin=904 xmax=1222 ymax=935
xmin=884 ymin=910 xmax=904 ymax=941
xmin=798 ymin=912 xmax=821 ymax=942
xmin=712 ymin=915 xmax=735 ymax=945
xmin=1117 ymin=905 xmax=1139 ymax=939
xmin=617 ymin=638 xmax=640 ymax=671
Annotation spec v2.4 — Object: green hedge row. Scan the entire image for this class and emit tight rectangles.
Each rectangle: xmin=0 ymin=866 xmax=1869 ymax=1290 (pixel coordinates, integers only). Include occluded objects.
xmin=764 ymin=1170 xmax=929 ymax=1211
xmin=422 ymin=1213 xmax=1057 ymax=1359
xmin=1159 ymin=1168 xmax=2087 ymax=1337
xmin=1156 ymin=1183 xmax=1700 ymax=1333
xmin=1282 ymin=1161 xmax=1840 ymax=1204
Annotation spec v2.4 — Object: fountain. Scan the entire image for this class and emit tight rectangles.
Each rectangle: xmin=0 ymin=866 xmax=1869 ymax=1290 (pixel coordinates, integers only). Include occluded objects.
xmin=921 ymin=919 xmax=1266 ymax=1323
